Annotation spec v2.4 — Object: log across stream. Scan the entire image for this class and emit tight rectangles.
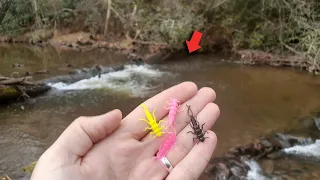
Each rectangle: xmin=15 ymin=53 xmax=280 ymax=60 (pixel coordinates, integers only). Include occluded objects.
xmin=0 ymin=61 xmax=141 ymax=104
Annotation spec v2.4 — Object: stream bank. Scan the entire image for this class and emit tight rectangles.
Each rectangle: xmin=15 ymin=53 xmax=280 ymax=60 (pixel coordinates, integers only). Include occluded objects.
xmin=1 ymin=30 xmax=318 ymax=75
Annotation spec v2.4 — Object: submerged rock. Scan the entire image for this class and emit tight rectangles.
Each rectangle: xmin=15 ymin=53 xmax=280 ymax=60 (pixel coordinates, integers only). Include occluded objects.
xmin=288 ymin=113 xmax=320 ymax=139
xmin=314 ymin=117 xmax=320 ymax=130
xmin=273 ymin=133 xmax=313 ymax=148
xmin=204 ymin=115 xmax=320 ymax=180
xmin=205 ymin=157 xmax=250 ymax=180
xmin=10 ymin=63 xmax=24 ymax=68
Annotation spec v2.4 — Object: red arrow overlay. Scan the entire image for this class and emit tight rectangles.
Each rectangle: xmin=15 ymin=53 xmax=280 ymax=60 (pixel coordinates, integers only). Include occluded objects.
xmin=186 ymin=30 xmax=203 ymax=53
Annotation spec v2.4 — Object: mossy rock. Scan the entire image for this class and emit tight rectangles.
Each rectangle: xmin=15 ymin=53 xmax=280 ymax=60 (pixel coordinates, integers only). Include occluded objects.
xmin=0 ymin=86 xmax=20 ymax=101
xmin=0 ymin=83 xmax=51 ymax=104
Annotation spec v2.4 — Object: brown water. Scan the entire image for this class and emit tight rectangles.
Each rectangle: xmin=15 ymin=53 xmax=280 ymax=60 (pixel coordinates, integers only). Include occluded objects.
xmin=1 ymin=45 xmax=320 ymax=180
xmin=0 ymin=44 xmax=128 ymax=80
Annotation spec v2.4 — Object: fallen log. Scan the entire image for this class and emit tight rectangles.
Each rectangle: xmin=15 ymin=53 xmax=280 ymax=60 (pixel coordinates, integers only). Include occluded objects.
xmin=0 ymin=75 xmax=50 ymax=103
xmin=0 ymin=83 xmax=51 ymax=103
xmin=0 ymin=175 xmax=11 ymax=180
xmin=0 ymin=60 xmax=144 ymax=104
xmin=0 ymin=76 xmax=11 ymax=81
xmin=0 ymin=76 xmax=33 ymax=85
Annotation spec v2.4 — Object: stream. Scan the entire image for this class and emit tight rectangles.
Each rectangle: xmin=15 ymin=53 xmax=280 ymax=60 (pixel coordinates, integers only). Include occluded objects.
xmin=1 ymin=45 xmax=320 ymax=180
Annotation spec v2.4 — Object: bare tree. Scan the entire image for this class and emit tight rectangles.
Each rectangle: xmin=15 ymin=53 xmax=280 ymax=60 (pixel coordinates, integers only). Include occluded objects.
xmin=104 ymin=0 xmax=112 ymax=37
xmin=30 ymin=0 xmax=43 ymax=28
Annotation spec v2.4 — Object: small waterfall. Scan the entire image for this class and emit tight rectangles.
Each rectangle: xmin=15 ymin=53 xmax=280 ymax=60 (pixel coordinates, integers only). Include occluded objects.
xmin=246 ymin=160 xmax=271 ymax=180
xmin=283 ymin=142 xmax=320 ymax=159
xmin=48 ymin=64 xmax=170 ymax=97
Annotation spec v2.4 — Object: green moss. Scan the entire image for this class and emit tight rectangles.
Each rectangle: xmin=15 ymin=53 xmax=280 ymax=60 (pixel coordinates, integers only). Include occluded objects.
xmin=0 ymin=87 xmax=18 ymax=94
xmin=0 ymin=86 xmax=20 ymax=102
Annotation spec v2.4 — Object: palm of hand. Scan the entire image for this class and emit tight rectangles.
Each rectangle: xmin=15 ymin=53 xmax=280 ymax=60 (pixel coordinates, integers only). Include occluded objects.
xmin=86 ymin=134 xmax=152 ymax=180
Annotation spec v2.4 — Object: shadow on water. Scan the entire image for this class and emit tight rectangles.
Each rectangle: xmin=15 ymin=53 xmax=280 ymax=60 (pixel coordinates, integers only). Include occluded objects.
xmin=1 ymin=46 xmax=320 ymax=179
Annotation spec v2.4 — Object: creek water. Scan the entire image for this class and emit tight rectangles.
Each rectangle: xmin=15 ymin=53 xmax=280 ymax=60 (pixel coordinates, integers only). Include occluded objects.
xmin=1 ymin=45 xmax=320 ymax=180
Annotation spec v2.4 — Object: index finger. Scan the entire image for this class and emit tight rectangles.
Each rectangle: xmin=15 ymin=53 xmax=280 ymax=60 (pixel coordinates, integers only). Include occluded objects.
xmin=119 ymin=81 xmax=198 ymax=140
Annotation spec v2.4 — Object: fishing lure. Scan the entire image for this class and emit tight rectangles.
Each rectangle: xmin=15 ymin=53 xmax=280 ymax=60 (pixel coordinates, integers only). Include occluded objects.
xmin=155 ymin=127 xmax=177 ymax=161
xmin=140 ymin=103 xmax=166 ymax=138
xmin=186 ymin=105 xmax=208 ymax=144
xmin=164 ymin=97 xmax=181 ymax=127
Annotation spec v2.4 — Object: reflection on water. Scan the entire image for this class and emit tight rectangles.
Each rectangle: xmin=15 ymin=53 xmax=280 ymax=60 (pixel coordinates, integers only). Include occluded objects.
xmin=1 ymin=46 xmax=320 ymax=179
xmin=0 ymin=44 xmax=128 ymax=80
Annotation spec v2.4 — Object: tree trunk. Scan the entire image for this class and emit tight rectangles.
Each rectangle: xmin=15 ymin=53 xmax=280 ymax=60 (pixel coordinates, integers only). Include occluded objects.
xmin=125 ymin=3 xmax=137 ymax=39
xmin=30 ymin=0 xmax=43 ymax=28
xmin=104 ymin=0 xmax=112 ymax=37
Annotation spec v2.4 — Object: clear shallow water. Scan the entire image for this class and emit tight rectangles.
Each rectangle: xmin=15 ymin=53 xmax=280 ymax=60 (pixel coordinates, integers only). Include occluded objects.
xmin=1 ymin=46 xmax=320 ymax=179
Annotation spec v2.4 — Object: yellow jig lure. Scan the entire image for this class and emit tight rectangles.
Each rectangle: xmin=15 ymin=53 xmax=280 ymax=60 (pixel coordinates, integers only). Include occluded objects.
xmin=140 ymin=103 xmax=166 ymax=138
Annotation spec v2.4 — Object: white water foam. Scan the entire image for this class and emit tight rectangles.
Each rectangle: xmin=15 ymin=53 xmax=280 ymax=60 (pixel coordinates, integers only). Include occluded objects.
xmin=48 ymin=64 xmax=168 ymax=97
xmin=283 ymin=142 xmax=320 ymax=158
xmin=246 ymin=160 xmax=270 ymax=180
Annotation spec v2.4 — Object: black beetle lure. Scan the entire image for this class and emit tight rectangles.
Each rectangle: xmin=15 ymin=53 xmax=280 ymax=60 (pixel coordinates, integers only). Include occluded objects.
xmin=186 ymin=105 xmax=208 ymax=144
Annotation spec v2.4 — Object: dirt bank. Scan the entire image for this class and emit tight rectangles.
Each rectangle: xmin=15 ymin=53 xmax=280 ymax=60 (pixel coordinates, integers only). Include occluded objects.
xmin=236 ymin=50 xmax=320 ymax=75
xmin=0 ymin=31 xmax=174 ymax=64
xmin=2 ymin=30 xmax=318 ymax=75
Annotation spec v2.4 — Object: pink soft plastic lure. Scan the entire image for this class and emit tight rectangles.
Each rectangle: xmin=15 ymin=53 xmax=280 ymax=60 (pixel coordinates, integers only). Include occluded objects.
xmin=155 ymin=127 xmax=177 ymax=162
xmin=165 ymin=97 xmax=180 ymax=127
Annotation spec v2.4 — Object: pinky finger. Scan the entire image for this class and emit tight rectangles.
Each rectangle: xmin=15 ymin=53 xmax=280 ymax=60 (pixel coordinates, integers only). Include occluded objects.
xmin=166 ymin=131 xmax=217 ymax=180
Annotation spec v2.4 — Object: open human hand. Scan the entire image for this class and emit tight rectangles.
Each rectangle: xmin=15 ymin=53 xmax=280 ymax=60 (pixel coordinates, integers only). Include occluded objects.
xmin=31 ymin=82 xmax=220 ymax=180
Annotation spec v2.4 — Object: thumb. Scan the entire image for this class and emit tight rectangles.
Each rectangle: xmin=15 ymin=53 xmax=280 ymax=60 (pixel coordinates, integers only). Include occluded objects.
xmin=51 ymin=109 xmax=122 ymax=159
